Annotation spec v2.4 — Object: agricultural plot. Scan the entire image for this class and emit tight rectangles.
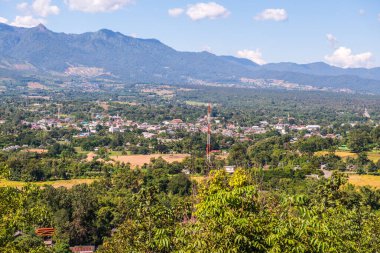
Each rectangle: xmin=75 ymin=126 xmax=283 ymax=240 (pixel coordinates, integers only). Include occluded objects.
xmin=110 ymin=154 xmax=190 ymax=168
xmin=349 ymin=175 xmax=380 ymax=189
xmin=0 ymin=178 xmax=97 ymax=189
xmin=316 ymin=151 xmax=380 ymax=163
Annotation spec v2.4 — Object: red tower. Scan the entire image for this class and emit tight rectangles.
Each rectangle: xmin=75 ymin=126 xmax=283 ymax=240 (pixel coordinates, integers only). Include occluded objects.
xmin=206 ymin=103 xmax=211 ymax=163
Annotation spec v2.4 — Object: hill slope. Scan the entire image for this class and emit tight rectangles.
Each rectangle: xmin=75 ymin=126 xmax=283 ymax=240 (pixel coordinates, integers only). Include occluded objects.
xmin=0 ymin=23 xmax=379 ymax=93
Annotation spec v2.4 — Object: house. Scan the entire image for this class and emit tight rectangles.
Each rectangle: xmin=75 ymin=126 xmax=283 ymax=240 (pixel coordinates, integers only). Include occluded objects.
xmin=225 ymin=166 xmax=236 ymax=174
xmin=142 ymin=132 xmax=156 ymax=139
xmin=170 ymin=119 xmax=183 ymax=125
xmin=109 ymin=126 xmax=120 ymax=133
xmin=306 ymin=125 xmax=321 ymax=132
xmin=69 ymin=245 xmax=96 ymax=253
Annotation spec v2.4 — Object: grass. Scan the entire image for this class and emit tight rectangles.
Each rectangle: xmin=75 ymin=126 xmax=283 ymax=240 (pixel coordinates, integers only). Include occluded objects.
xmin=74 ymin=147 xmax=90 ymax=155
xmin=349 ymin=175 xmax=380 ymax=189
xmin=190 ymin=175 xmax=207 ymax=183
xmin=110 ymin=154 xmax=190 ymax=168
xmin=368 ymin=151 xmax=380 ymax=163
xmin=108 ymin=150 xmax=124 ymax=156
xmin=185 ymin=101 xmax=209 ymax=107
xmin=0 ymin=178 xmax=97 ymax=189
xmin=316 ymin=150 xmax=380 ymax=163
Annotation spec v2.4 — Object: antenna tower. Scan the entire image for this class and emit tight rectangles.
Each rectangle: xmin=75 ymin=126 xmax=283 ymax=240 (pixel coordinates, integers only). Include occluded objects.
xmin=206 ymin=103 xmax=212 ymax=163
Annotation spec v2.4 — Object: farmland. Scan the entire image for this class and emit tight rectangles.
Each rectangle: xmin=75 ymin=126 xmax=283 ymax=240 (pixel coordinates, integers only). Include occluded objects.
xmin=0 ymin=178 xmax=97 ymax=189
xmin=316 ymin=150 xmax=380 ymax=163
xmin=348 ymin=174 xmax=380 ymax=189
xmin=110 ymin=154 xmax=190 ymax=168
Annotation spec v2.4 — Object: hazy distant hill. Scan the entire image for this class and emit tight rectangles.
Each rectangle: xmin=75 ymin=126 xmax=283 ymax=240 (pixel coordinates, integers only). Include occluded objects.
xmin=0 ymin=23 xmax=379 ymax=93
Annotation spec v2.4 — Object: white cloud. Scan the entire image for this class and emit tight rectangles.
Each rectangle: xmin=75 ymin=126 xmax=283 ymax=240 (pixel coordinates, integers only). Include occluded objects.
xmin=237 ymin=49 xmax=266 ymax=65
xmin=0 ymin=16 xmax=8 ymax=24
xmin=325 ymin=46 xmax=373 ymax=68
xmin=17 ymin=2 xmax=29 ymax=11
xmin=326 ymin=33 xmax=338 ymax=48
xmin=186 ymin=2 xmax=229 ymax=21
xmin=358 ymin=9 xmax=365 ymax=16
xmin=32 ymin=0 xmax=59 ymax=17
xmin=10 ymin=15 xmax=46 ymax=27
xmin=254 ymin=9 xmax=288 ymax=21
xmin=17 ymin=0 xmax=59 ymax=17
xmin=64 ymin=0 xmax=133 ymax=13
xmin=168 ymin=8 xmax=184 ymax=17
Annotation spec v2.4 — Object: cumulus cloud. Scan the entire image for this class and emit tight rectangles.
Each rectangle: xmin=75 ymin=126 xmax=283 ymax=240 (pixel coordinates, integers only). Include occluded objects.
xmin=326 ymin=33 xmax=338 ymax=48
xmin=17 ymin=0 xmax=59 ymax=17
xmin=168 ymin=8 xmax=184 ymax=17
xmin=325 ymin=47 xmax=373 ymax=68
xmin=17 ymin=2 xmax=29 ymax=11
xmin=186 ymin=2 xmax=230 ymax=21
xmin=64 ymin=0 xmax=134 ymax=13
xmin=254 ymin=9 xmax=288 ymax=21
xmin=237 ymin=49 xmax=266 ymax=65
xmin=0 ymin=17 xmax=8 ymax=24
xmin=10 ymin=15 xmax=46 ymax=27
xmin=32 ymin=0 xmax=59 ymax=17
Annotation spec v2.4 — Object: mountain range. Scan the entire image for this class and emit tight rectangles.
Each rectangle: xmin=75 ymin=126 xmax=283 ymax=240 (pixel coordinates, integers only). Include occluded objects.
xmin=0 ymin=23 xmax=379 ymax=94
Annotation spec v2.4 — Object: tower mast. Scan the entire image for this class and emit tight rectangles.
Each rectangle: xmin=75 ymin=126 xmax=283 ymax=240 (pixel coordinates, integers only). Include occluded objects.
xmin=206 ymin=103 xmax=212 ymax=163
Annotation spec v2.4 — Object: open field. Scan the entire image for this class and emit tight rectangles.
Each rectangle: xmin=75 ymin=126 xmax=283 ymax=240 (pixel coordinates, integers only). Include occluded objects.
xmin=86 ymin=152 xmax=97 ymax=162
xmin=316 ymin=151 xmax=380 ymax=163
xmin=27 ymin=82 xmax=48 ymax=90
xmin=75 ymin=147 xmax=90 ymax=155
xmin=110 ymin=154 xmax=190 ymax=168
xmin=23 ymin=148 xmax=48 ymax=154
xmin=190 ymin=175 xmax=207 ymax=183
xmin=99 ymin=101 xmax=109 ymax=111
xmin=0 ymin=178 xmax=97 ymax=189
xmin=185 ymin=101 xmax=209 ymax=107
xmin=348 ymin=175 xmax=380 ymax=189
xmin=368 ymin=152 xmax=380 ymax=163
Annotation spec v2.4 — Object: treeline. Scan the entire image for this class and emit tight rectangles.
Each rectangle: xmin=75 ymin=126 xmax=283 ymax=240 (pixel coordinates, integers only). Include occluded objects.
xmin=178 ymin=86 xmax=380 ymax=125
xmin=227 ymin=129 xmax=380 ymax=174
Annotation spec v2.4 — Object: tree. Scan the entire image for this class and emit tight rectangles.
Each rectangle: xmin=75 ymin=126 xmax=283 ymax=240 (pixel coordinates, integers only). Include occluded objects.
xmin=347 ymin=130 xmax=370 ymax=153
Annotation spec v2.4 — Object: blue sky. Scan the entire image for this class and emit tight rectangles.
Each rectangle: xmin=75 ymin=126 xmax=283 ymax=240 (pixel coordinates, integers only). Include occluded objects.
xmin=1 ymin=0 xmax=379 ymax=68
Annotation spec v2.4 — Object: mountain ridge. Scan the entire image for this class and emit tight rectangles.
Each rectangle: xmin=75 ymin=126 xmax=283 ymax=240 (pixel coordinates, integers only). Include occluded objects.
xmin=0 ymin=23 xmax=379 ymax=93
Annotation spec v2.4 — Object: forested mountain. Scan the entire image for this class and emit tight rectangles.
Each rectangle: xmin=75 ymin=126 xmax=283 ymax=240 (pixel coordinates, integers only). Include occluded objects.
xmin=0 ymin=23 xmax=379 ymax=93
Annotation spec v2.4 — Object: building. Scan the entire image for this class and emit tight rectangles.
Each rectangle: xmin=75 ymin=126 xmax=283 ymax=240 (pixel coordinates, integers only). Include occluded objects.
xmin=306 ymin=125 xmax=321 ymax=132
xmin=69 ymin=246 xmax=96 ymax=253
xmin=225 ymin=166 xmax=236 ymax=174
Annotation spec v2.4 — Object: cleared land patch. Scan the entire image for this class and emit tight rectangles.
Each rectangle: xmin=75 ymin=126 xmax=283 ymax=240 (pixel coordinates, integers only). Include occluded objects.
xmin=316 ymin=151 xmax=380 ymax=163
xmin=0 ymin=178 xmax=97 ymax=189
xmin=27 ymin=82 xmax=48 ymax=90
xmin=349 ymin=175 xmax=380 ymax=189
xmin=24 ymin=148 xmax=48 ymax=154
xmin=110 ymin=154 xmax=189 ymax=168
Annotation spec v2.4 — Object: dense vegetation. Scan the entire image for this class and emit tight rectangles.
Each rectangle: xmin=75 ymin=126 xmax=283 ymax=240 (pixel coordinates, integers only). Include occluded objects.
xmin=2 ymin=167 xmax=380 ymax=252
xmin=0 ymin=86 xmax=379 ymax=252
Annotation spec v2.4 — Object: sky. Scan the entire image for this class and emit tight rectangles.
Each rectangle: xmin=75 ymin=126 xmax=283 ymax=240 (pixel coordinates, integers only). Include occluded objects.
xmin=1 ymin=0 xmax=379 ymax=68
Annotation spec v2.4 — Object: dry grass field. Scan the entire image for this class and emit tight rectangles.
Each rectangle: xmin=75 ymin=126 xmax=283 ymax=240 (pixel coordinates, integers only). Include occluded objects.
xmin=316 ymin=151 xmax=380 ymax=163
xmin=27 ymin=82 xmax=48 ymax=90
xmin=24 ymin=148 xmax=48 ymax=154
xmin=348 ymin=175 xmax=380 ymax=189
xmin=110 ymin=154 xmax=190 ymax=168
xmin=99 ymin=102 xmax=109 ymax=111
xmin=0 ymin=178 xmax=97 ymax=189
